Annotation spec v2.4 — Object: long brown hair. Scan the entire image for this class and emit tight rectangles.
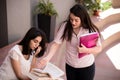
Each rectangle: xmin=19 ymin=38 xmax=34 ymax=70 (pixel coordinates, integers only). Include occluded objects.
xmin=60 ymin=4 xmax=100 ymax=41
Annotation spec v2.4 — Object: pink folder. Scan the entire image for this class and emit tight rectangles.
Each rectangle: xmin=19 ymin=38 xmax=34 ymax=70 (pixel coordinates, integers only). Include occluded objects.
xmin=78 ymin=32 xmax=99 ymax=58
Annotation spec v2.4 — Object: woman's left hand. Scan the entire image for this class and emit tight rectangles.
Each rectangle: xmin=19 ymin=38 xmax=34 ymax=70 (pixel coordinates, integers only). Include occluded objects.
xmin=77 ymin=44 xmax=88 ymax=53
xmin=34 ymin=46 xmax=42 ymax=56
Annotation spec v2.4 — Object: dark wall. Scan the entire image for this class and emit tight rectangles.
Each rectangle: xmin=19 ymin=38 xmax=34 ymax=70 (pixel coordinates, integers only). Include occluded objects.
xmin=0 ymin=0 xmax=8 ymax=48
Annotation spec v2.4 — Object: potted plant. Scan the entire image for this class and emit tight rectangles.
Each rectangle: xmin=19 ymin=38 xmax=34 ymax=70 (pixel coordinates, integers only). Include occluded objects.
xmin=34 ymin=0 xmax=57 ymax=16
xmin=75 ymin=0 xmax=101 ymax=16
xmin=34 ymin=0 xmax=58 ymax=42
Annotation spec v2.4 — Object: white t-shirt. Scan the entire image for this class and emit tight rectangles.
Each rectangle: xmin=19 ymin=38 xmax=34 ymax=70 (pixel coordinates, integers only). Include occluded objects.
xmin=0 ymin=45 xmax=33 ymax=80
xmin=54 ymin=22 xmax=101 ymax=68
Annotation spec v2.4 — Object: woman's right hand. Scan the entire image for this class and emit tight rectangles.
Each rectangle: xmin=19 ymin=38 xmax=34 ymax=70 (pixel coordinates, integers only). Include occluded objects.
xmin=34 ymin=46 xmax=42 ymax=56
xmin=36 ymin=57 xmax=50 ymax=69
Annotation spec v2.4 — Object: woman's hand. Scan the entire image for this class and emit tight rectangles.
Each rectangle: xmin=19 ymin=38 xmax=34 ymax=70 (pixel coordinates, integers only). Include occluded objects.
xmin=34 ymin=46 xmax=42 ymax=56
xmin=36 ymin=57 xmax=50 ymax=69
xmin=77 ymin=44 xmax=89 ymax=54
xmin=78 ymin=43 xmax=102 ymax=54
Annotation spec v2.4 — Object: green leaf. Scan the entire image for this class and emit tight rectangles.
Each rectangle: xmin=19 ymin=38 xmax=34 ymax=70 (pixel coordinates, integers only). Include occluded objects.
xmin=34 ymin=0 xmax=58 ymax=16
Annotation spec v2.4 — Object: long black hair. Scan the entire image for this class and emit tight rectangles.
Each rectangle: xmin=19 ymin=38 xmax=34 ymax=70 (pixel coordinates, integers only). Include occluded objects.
xmin=61 ymin=4 xmax=100 ymax=41
xmin=18 ymin=27 xmax=47 ymax=57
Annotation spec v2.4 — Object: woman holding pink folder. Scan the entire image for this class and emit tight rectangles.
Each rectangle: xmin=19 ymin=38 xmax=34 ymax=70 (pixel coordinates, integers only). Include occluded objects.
xmin=39 ymin=4 xmax=102 ymax=80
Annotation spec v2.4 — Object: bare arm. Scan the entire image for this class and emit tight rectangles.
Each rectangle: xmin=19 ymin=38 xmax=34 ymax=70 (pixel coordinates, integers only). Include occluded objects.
xmin=30 ymin=55 xmax=37 ymax=71
xmin=46 ymin=42 xmax=61 ymax=60
xmin=78 ymin=43 xmax=102 ymax=55
xmin=11 ymin=58 xmax=30 ymax=80
xmin=37 ymin=42 xmax=61 ymax=68
xmin=30 ymin=46 xmax=42 ymax=70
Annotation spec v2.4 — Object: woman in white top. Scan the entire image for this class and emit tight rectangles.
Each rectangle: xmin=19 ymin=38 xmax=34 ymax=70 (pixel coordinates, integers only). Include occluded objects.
xmin=0 ymin=27 xmax=47 ymax=80
xmin=39 ymin=4 xmax=102 ymax=80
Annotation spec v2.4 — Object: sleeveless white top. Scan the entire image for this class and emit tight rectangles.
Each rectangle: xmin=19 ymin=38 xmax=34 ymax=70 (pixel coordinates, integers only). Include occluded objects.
xmin=0 ymin=45 xmax=33 ymax=80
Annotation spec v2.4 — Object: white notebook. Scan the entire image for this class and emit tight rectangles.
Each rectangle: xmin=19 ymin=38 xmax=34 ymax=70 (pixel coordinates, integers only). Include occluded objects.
xmin=28 ymin=62 xmax=64 ymax=79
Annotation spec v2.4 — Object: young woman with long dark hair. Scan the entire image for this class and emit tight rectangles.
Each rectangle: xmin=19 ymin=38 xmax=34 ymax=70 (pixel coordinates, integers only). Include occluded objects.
xmin=39 ymin=4 xmax=102 ymax=80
